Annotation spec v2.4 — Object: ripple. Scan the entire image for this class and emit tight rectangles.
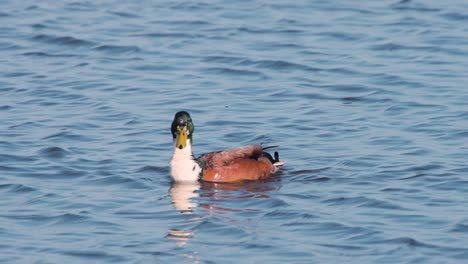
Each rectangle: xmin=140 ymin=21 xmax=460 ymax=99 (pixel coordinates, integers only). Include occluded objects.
xmin=203 ymin=67 xmax=267 ymax=78
xmin=65 ymin=1 xmax=96 ymax=11
xmin=114 ymin=209 xmax=173 ymax=220
xmin=42 ymin=131 xmax=92 ymax=142
xmin=136 ymin=166 xmax=169 ymax=173
xmin=32 ymin=34 xmax=95 ymax=47
xmin=384 ymin=104 xmax=410 ymax=116
xmin=450 ymin=220 xmax=468 ymax=233
xmin=0 ymin=42 xmax=22 ymax=51
xmin=108 ymin=11 xmax=140 ymax=18
xmin=264 ymin=209 xmax=318 ymax=220
xmin=0 ymin=184 xmax=36 ymax=193
xmin=441 ymin=12 xmax=468 ymax=21
xmin=2 ymin=72 xmax=33 ymax=78
xmin=428 ymin=180 xmax=468 ymax=192
xmin=398 ymin=173 xmax=427 ymax=180
xmin=82 ymin=175 xmax=148 ymax=189
xmin=39 ymin=146 xmax=68 ymax=159
xmin=192 ymin=219 xmax=250 ymax=239
xmin=133 ymin=32 xmax=203 ymax=39
xmin=152 ymin=19 xmax=212 ymax=26
xmin=14 ymin=167 xmax=87 ymax=180
xmin=133 ymin=64 xmax=177 ymax=72
xmin=285 ymin=221 xmax=368 ymax=238
xmin=203 ymin=56 xmax=320 ymax=73
xmin=60 ymin=250 xmax=126 ymax=262
xmin=323 ymin=196 xmax=405 ymax=210
xmin=21 ymin=52 xmax=78 ymax=58
xmin=318 ymin=243 xmax=367 ymax=251
xmin=242 ymin=59 xmax=320 ymax=72
xmin=391 ymin=1 xmax=440 ymax=12
xmin=202 ymin=55 xmax=246 ymax=64
xmin=373 ymin=237 xmax=433 ymax=248
xmin=371 ymin=42 xmax=466 ymax=56
xmin=318 ymin=31 xmax=363 ymax=41
xmin=289 ymin=167 xmax=331 ymax=175
xmin=0 ymin=210 xmax=96 ymax=227
xmin=93 ymin=44 xmax=141 ymax=54
xmin=0 ymin=154 xmax=36 ymax=163
xmin=50 ymin=213 xmax=90 ymax=225
xmin=238 ymin=26 xmax=304 ymax=35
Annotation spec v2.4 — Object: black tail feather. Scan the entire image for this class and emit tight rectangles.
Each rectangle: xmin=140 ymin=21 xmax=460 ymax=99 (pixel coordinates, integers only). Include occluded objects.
xmin=262 ymin=145 xmax=279 ymax=151
xmin=262 ymin=151 xmax=275 ymax=163
xmin=262 ymin=148 xmax=281 ymax=164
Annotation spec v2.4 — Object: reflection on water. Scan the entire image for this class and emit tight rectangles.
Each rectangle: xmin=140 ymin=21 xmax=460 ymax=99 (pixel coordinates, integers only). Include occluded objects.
xmin=168 ymin=179 xmax=281 ymax=215
xmin=201 ymin=179 xmax=280 ymax=199
xmin=167 ymin=182 xmax=200 ymax=246
xmin=169 ymin=182 xmax=200 ymax=214
xmin=166 ymin=229 xmax=194 ymax=247
xmin=167 ymin=179 xmax=281 ymax=244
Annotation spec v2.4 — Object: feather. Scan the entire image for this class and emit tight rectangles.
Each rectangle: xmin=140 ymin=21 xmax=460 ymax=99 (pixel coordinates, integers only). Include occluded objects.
xmin=198 ymin=144 xmax=263 ymax=167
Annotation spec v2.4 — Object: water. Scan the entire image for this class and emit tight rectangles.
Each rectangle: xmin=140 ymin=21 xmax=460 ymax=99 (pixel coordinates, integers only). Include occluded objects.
xmin=1 ymin=0 xmax=468 ymax=263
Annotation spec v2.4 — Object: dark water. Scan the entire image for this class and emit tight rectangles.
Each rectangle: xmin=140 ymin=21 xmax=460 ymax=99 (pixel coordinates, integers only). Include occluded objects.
xmin=1 ymin=0 xmax=468 ymax=263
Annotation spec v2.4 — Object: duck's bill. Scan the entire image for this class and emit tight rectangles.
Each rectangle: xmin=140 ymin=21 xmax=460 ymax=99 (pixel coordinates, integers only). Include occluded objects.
xmin=176 ymin=127 xmax=187 ymax=149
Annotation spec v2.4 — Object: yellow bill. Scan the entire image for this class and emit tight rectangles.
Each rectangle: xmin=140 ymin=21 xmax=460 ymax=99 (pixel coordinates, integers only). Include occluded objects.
xmin=176 ymin=127 xmax=187 ymax=149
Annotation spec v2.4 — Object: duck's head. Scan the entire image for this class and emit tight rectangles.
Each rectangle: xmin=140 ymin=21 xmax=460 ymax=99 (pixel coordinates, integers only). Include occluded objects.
xmin=171 ymin=111 xmax=194 ymax=150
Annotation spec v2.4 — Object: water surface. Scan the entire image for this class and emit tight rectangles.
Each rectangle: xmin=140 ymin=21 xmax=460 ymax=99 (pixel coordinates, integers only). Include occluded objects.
xmin=1 ymin=0 xmax=468 ymax=263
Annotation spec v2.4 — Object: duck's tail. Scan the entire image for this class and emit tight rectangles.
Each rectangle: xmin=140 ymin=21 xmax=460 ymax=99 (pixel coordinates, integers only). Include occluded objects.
xmin=262 ymin=146 xmax=286 ymax=171
xmin=273 ymin=151 xmax=286 ymax=168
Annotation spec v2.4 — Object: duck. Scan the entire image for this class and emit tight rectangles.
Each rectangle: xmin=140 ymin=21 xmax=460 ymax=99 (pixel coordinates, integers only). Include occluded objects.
xmin=170 ymin=111 xmax=285 ymax=183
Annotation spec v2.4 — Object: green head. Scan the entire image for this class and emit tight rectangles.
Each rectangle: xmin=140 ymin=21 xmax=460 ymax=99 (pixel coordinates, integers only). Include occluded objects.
xmin=171 ymin=111 xmax=194 ymax=149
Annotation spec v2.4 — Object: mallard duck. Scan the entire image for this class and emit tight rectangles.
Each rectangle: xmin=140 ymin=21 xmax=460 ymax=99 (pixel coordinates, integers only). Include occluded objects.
xmin=170 ymin=111 xmax=285 ymax=182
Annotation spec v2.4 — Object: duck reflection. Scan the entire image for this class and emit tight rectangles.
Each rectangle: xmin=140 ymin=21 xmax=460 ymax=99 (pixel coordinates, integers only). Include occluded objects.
xmin=169 ymin=181 xmax=200 ymax=214
xmin=167 ymin=178 xmax=281 ymax=244
xmin=166 ymin=182 xmax=200 ymax=245
xmin=201 ymin=179 xmax=278 ymax=198
xmin=169 ymin=178 xmax=280 ymax=214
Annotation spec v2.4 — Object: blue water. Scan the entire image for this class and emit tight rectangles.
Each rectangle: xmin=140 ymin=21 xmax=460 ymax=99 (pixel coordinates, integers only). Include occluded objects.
xmin=1 ymin=0 xmax=468 ymax=263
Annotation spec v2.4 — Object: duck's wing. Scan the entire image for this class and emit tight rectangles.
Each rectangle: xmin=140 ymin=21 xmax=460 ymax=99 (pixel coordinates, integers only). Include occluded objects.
xmin=197 ymin=144 xmax=264 ymax=168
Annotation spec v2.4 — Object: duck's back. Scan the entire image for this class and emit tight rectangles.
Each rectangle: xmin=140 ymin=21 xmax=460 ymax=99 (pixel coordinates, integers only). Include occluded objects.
xmin=198 ymin=144 xmax=282 ymax=183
